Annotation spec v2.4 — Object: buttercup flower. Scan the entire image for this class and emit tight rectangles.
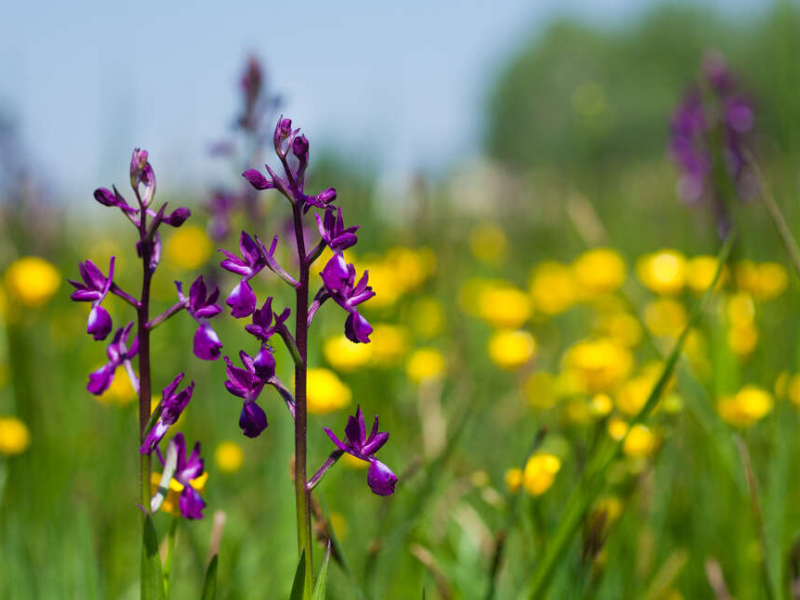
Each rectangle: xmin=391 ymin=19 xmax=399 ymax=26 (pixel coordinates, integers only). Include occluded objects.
xmin=0 ymin=417 xmax=31 ymax=455
xmin=140 ymin=373 xmax=195 ymax=453
xmin=324 ymin=406 xmax=397 ymax=496
xmin=215 ymin=441 xmax=245 ymax=473
xmin=5 ymin=256 xmax=61 ymax=308
xmin=165 ymin=225 xmax=212 ymax=271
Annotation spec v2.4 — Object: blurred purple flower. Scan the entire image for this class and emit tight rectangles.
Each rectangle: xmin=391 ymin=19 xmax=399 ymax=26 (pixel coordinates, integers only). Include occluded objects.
xmin=87 ymin=322 xmax=139 ymax=395
xmin=223 ymin=351 xmax=268 ymax=438
xmin=140 ymin=373 xmax=195 ymax=454
xmin=68 ymin=257 xmax=116 ymax=341
xmin=324 ymin=406 xmax=397 ymax=496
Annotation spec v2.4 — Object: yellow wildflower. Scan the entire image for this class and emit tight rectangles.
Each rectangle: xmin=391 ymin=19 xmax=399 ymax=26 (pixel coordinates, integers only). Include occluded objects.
xmin=214 ymin=441 xmax=244 ymax=473
xmin=4 ymin=256 xmax=61 ymax=307
xmin=406 ymin=348 xmax=446 ymax=384
xmin=728 ymin=323 xmax=758 ymax=357
xmin=488 ymin=329 xmax=536 ymax=370
xmin=409 ymin=297 xmax=444 ymax=338
xmin=788 ymin=375 xmax=800 ymax=407
xmin=529 ymin=261 xmax=577 ymax=315
xmin=600 ymin=312 xmax=642 ymax=347
xmin=737 ymin=261 xmax=788 ymax=301
xmin=369 ymin=324 xmax=410 ymax=367
xmin=524 ymin=372 xmax=558 ymax=410
xmin=562 ymin=338 xmax=633 ymax=394
xmin=323 ymin=335 xmax=373 ymax=372
xmin=505 ymin=468 xmax=524 ymax=494
xmin=164 ymin=225 xmax=212 ymax=270
xmin=565 ymin=399 xmax=592 ymax=424
xmin=623 ymin=424 xmax=658 ymax=458
xmin=718 ymin=385 xmax=773 ymax=427
xmin=523 ymin=453 xmax=562 ymax=496
xmin=572 ymin=248 xmax=627 ymax=295
xmin=589 ymin=393 xmax=614 ymax=418
xmin=636 ymin=249 xmax=686 ymax=295
xmin=607 ymin=417 xmax=628 ymax=441
xmin=0 ymin=417 xmax=31 ymax=455
xmin=643 ymin=298 xmax=687 ymax=338
xmin=306 ymin=368 xmax=352 ymax=414
xmin=686 ymin=255 xmax=722 ymax=294
xmin=385 ymin=246 xmax=435 ymax=292
xmin=726 ymin=293 xmax=755 ymax=327
xmin=477 ymin=284 xmax=531 ymax=329
xmin=360 ymin=260 xmax=403 ymax=308
xmin=469 ymin=223 xmax=507 ymax=265
xmin=329 ymin=511 xmax=349 ymax=541
xmin=594 ymin=496 xmax=623 ymax=524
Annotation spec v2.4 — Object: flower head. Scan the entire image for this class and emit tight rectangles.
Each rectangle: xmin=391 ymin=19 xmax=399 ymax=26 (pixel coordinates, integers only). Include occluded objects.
xmin=245 ymin=296 xmax=290 ymax=342
xmin=220 ymin=231 xmax=271 ymax=318
xmin=130 ymin=148 xmax=156 ymax=207
xmin=140 ymin=373 xmax=195 ymax=454
xmin=68 ymin=257 xmax=115 ymax=340
xmin=320 ymin=254 xmax=375 ymax=343
xmin=176 ymin=276 xmax=223 ymax=360
xmin=324 ymin=406 xmax=396 ymax=496
xmin=87 ymin=322 xmax=139 ymax=395
xmin=223 ymin=351 xmax=269 ymax=438
xmin=315 ymin=206 xmax=359 ymax=253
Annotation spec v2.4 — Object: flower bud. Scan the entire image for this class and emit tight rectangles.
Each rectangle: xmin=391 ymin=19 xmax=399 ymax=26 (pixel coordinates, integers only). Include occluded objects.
xmin=253 ymin=346 xmax=276 ymax=380
xmin=242 ymin=169 xmax=274 ymax=190
xmin=316 ymin=187 xmax=337 ymax=205
xmin=165 ymin=207 xmax=191 ymax=227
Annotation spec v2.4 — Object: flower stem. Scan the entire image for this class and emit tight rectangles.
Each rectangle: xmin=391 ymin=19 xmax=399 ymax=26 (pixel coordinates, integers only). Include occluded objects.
xmin=291 ymin=203 xmax=314 ymax=596
xmin=307 ymin=450 xmax=344 ymax=492
xmin=163 ymin=516 xmax=179 ymax=598
xmin=146 ymin=300 xmax=188 ymax=331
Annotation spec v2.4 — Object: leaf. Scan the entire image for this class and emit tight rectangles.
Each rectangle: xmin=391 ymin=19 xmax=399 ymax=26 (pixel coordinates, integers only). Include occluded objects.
xmin=141 ymin=514 xmax=166 ymax=600
xmin=311 ymin=543 xmax=331 ymax=600
xmin=422 ymin=588 xmax=427 ymax=600
xmin=200 ymin=555 xmax=218 ymax=600
xmin=289 ymin=550 xmax=306 ymax=600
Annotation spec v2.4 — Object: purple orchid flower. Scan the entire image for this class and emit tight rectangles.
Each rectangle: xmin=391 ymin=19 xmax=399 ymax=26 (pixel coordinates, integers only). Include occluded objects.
xmin=87 ymin=322 xmax=139 ymax=395
xmin=244 ymin=296 xmax=290 ymax=342
xmin=324 ymin=406 xmax=397 ymax=496
xmin=140 ymin=373 xmax=195 ymax=454
xmin=68 ymin=257 xmax=115 ymax=341
xmin=315 ymin=206 xmax=359 ymax=253
xmin=176 ymin=276 xmax=223 ymax=361
xmin=223 ymin=351 xmax=269 ymax=438
xmin=220 ymin=231 xmax=268 ymax=318
xmin=130 ymin=148 xmax=156 ymax=207
xmin=320 ymin=254 xmax=375 ymax=343
xmin=168 ymin=433 xmax=206 ymax=520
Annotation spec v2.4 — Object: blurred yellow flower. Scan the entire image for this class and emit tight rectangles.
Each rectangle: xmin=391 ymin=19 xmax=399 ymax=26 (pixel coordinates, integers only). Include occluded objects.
xmin=562 ymin=338 xmax=633 ymax=394
xmin=406 ymin=348 xmax=446 ymax=384
xmin=726 ymin=293 xmax=755 ymax=327
xmin=0 ymin=417 xmax=31 ymax=455
xmin=607 ymin=417 xmax=628 ymax=441
xmin=565 ymin=399 xmax=592 ymax=424
xmin=524 ymin=372 xmax=558 ymax=410
xmin=643 ymin=298 xmax=687 ymax=338
xmin=214 ymin=441 xmax=244 ymax=473
xmin=600 ymin=312 xmax=642 ymax=348
xmin=386 ymin=246 xmax=436 ymax=292
xmin=784 ymin=374 xmax=800 ymax=407
xmin=736 ymin=261 xmax=788 ymax=301
xmin=529 ymin=261 xmax=577 ymax=315
xmin=329 ymin=511 xmax=348 ymax=541
xmin=150 ymin=471 xmax=208 ymax=516
xmin=488 ymin=329 xmax=537 ymax=370
xmin=306 ymin=369 xmax=352 ymax=414
xmin=686 ymin=255 xmax=722 ymax=294
xmin=477 ymin=284 xmax=531 ymax=329
xmin=360 ymin=260 xmax=402 ymax=308
xmin=409 ymin=296 xmax=444 ymax=338
xmin=323 ymin=334 xmax=373 ymax=372
xmin=594 ymin=496 xmax=623 ymax=524
xmin=505 ymin=468 xmax=523 ymax=494
xmin=469 ymin=223 xmax=507 ymax=265
xmin=4 ymin=256 xmax=61 ymax=307
xmin=728 ymin=323 xmax=758 ymax=357
xmin=369 ymin=324 xmax=410 ymax=367
xmin=165 ymin=225 xmax=212 ymax=271
xmin=572 ymin=248 xmax=627 ymax=295
xmin=589 ymin=393 xmax=614 ymax=418
xmin=718 ymin=385 xmax=773 ymax=427
xmin=623 ymin=424 xmax=658 ymax=458
xmin=636 ymin=250 xmax=686 ymax=295
xmin=523 ymin=453 xmax=561 ymax=495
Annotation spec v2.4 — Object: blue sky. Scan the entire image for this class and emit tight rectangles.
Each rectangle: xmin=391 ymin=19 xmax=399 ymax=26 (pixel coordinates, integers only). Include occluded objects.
xmin=0 ymin=0 xmax=766 ymax=199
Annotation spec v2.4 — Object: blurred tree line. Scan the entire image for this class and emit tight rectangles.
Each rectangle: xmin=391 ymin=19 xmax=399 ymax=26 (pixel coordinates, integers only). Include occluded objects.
xmin=485 ymin=3 xmax=800 ymax=173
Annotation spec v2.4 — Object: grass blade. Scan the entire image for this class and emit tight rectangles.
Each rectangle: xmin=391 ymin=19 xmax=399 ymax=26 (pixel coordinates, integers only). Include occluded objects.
xmin=289 ymin=550 xmax=307 ymax=600
xmin=200 ymin=555 xmax=218 ymax=600
xmin=312 ymin=542 xmax=331 ymax=600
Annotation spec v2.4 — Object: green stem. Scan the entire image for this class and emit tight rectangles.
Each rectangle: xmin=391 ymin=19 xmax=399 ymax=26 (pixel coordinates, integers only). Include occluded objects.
xmin=163 ymin=517 xmax=179 ymax=598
